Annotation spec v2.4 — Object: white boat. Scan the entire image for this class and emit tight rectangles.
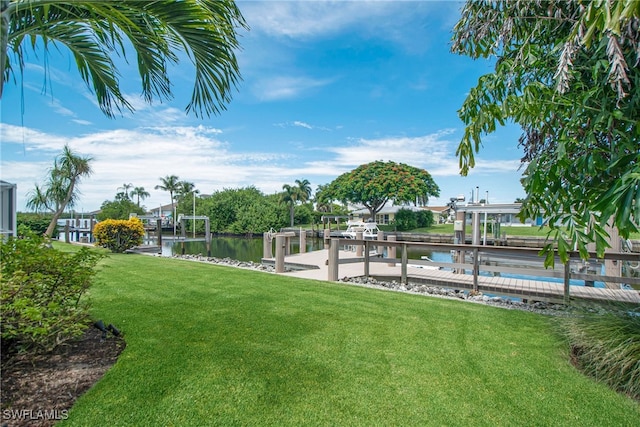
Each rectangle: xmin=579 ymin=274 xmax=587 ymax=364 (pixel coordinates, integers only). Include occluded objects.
xmin=341 ymin=220 xmax=380 ymax=239
xmin=408 ymin=256 xmax=441 ymax=271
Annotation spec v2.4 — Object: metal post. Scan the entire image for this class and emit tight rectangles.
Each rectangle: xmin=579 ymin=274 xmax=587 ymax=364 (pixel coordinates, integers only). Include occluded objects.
xmin=193 ymin=192 xmax=196 ymax=239
xmin=472 ymin=212 xmax=481 ymax=245
xmin=328 ymin=238 xmax=339 ymax=281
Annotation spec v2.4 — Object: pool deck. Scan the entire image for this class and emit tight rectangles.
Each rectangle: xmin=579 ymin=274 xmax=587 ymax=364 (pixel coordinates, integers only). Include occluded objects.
xmin=263 ymin=249 xmax=640 ymax=304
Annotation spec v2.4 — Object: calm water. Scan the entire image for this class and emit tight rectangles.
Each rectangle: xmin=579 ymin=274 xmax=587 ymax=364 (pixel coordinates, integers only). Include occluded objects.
xmin=161 ymin=236 xmax=325 ymax=262
xmin=159 ymin=235 xmax=611 ymax=288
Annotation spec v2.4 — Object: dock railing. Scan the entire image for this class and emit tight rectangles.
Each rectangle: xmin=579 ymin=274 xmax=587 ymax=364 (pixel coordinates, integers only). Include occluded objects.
xmin=327 ymin=238 xmax=640 ymax=305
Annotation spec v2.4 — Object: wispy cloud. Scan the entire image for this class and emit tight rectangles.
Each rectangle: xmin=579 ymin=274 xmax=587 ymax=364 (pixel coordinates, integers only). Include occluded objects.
xmin=2 ymin=122 xmax=524 ymax=211
xmin=252 ymin=76 xmax=334 ymax=101
xmin=239 ymin=0 xmax=457 ymax=52
xmin=275 ymin=120 xmax=332 ymax=131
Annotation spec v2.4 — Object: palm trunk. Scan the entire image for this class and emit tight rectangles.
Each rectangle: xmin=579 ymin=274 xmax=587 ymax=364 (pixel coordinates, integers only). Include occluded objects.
xmin=44 ymin=180 xmax=77 ymax=237
xmin=289 ymin=204 xmax=294 ymax=227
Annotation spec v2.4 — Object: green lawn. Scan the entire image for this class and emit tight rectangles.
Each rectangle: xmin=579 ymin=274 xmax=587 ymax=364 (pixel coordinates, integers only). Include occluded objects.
xmin=61 ymin=250 xmax=640 ymax=426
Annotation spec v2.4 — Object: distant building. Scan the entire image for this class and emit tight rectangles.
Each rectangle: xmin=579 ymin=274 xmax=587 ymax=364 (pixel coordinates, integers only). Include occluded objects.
xmin=0 ymin=181 xmax=17 ymax=239
xmin=349 ymin=204 xmax=427 ymax=225
xmin=149 ymin=203 xmax=176 ymax=225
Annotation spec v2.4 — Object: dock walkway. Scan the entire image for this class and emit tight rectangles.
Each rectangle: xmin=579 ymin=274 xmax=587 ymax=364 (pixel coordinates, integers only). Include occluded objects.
xmin=265 ymin=249 xmax=640 ymax=304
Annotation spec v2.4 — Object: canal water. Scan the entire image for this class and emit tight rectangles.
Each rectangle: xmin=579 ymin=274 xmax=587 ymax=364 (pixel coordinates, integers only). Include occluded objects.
xmin=161 ymin=235 xmax=608 ymax=288
xmin=161 ymin=236 xmax=324 ymax=261
xmin=160 ymin=235 xmax=448 ymax=263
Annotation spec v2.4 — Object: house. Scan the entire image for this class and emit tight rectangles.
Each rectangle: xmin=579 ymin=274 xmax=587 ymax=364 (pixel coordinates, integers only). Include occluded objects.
xmin=349 ymin=204 xmax=427 ymax=225
xmin=425 ymin=206 xmax=456 ymax=223
xmin=0 ymin=180 xmax=17 ymax=239
xmin=148 ymin=203 xmax=176 ymax=225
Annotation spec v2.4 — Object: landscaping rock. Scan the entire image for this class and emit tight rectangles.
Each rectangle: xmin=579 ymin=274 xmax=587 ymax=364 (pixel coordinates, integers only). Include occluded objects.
xmin=170 ymin=254 xmax=573 ymax=316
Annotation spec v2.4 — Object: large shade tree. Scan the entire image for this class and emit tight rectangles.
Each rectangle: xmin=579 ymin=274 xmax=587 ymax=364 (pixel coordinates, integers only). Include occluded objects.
xmin=325 ymin=161 xmax=440 ymax=220
xmin=452 ymin=1 xmax=639 ymax=264
xmin=1 ymin=0 xmax=247 ymax=117
xmin=25 ymin=145 xmax=93 ymax=237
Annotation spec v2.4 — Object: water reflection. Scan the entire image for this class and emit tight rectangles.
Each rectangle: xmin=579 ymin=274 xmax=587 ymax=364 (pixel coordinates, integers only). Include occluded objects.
xmin=161 ymin=236 xmax=325 ymax=263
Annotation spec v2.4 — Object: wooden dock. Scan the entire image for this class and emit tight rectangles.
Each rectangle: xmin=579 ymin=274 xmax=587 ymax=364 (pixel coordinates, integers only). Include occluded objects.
xmin=265 ymin=249 xmax=640 ymax=305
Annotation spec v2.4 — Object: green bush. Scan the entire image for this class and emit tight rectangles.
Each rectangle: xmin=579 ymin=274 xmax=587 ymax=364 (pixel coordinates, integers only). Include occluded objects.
xmin=394 ymin=208 xmax=418 ymax=231
xmin=559 ymin=307 xmax=640 ymax=400
xmin=97 ymin=199 xmax=146 ymax=220
xmin=17 ymin=212 xmax=55 ymax=236
xmin=94 ymin=218 xmax=145 ymax=253
xmin=416 ymin=209 xmax=434 ymax=228
xmin=0 ymin=233 xmax=104 ymax=354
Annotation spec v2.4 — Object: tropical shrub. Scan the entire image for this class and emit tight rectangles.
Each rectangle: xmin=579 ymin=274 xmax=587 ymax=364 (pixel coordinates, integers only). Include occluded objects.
xmin=94 ymin=218 xmax=145 ymax=253
xmin=0 ymin=233 xmax=104 ymax=353
xmin=17 ymin=212 xmax=56 ymax=236
xmin=394 ymin=208 xmax=418 ymax=231
xmin=416 ymin=209 xmax=434 ymax=228
xmin=97 ymin=198 xmax=146 ymax=220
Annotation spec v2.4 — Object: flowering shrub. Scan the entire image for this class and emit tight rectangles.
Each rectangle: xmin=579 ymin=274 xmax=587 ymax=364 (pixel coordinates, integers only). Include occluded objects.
xmin=0 ymin=233 xmax=104 ymax=353
xmin=94 ymin=217 xmax=145 ymax=253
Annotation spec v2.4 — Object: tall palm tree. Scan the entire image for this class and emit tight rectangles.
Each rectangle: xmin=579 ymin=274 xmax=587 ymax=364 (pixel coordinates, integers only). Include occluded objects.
xmin=131 ymin=186 xmax=150 ymax=207
xmin=280 ymin=184 xmax=300 ymax=227
xmin=314 ymin=184 xmax=333 ymax=213
xmin=176 ymin=181 xmax=199 ymax=203
xmin=1 ymin=0 xmax=247 ymax=117
xmin=117 ymin=183 xmax=133 ymax=200
xmin=155 ymin=175 xmax=181 ymax=212
xmin=25 ymin=144 xmax=93 ymax=237
xmin=295 ymin=179 xmax=312 ymax=204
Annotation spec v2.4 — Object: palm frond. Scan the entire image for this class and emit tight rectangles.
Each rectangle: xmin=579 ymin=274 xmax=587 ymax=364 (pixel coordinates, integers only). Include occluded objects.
xmin=2 ymin=0 xmax=247 ymax=117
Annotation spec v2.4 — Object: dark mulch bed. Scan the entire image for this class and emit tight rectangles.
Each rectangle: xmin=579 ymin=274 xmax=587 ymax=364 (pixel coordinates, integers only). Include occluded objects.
xmin=1 ymin=327 xmax=125 ymax=427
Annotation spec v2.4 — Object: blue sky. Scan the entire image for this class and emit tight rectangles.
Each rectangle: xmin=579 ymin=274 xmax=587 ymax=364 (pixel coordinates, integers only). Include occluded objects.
xmin=1 ymin=0 xmax=526 ymax=213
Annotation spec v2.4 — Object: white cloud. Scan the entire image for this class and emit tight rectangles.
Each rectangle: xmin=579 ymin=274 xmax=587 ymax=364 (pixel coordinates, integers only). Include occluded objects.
xmin=293 ymin=120 xmax=313 ymax=129
xmin=252 ymin=76 xmax=334 ymax=101
xmin=275 ymin=120 xmax=332 ymax=131
xmin=1 ymin=124 xmax=291 ymax=211
xmin=2 ymin=122 xmax=524 ymax=212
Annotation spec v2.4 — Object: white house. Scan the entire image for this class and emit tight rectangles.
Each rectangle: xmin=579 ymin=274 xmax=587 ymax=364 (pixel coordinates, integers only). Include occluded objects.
xmin=0 ymin=181 xmax=17 ymax=239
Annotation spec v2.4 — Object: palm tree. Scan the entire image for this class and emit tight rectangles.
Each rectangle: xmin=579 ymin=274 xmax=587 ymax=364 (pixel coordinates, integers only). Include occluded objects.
xmin=176 ymin=181 xmax=199 ymax=203
xmin=25 ymin=145 xmax=93 ymax=237
xmin=295 ymin=179 xmax=312 ymax=204
xmin=280 ymin=184 xmax=301 ymax=227
xmin=117 ymin=183 xmax=133 ymax=200
xmin=314 ymin=184 xmax=333 ymax=213
xmin=155 ymin=175 xmax=181 ymax=212
xmin=1 ymin=0 xmax=247 ymax=117
xmin=131 ymin=186 xmax=150 ymax=207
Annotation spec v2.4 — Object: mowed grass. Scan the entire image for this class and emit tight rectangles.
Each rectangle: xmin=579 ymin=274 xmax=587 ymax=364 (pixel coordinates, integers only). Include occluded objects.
xmin=62 ymin=251 xmax=640 ymax=426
